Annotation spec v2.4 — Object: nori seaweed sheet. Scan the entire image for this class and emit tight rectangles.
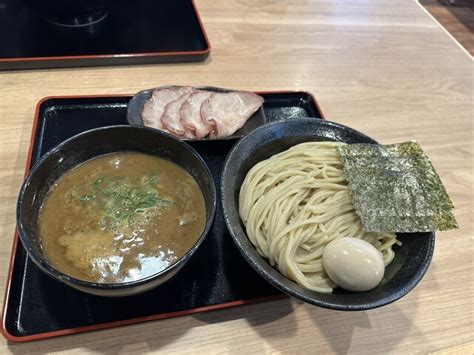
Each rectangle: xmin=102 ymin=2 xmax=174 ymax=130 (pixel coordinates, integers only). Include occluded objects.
xmin=338 ymin=141 xmax=458 ymax=232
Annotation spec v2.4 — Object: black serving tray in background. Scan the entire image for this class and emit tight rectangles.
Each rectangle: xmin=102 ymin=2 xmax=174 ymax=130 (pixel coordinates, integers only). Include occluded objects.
xmin=0 ymin=0 xmax=210 ymax=70
xmin=2 ymin=91 xmax=324 ymax=342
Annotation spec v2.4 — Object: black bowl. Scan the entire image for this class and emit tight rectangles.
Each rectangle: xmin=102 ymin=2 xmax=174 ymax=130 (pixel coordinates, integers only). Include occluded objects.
xmin=17 ymin=125 xmax=217 ymax=297
xmin=221 ymin=118 xmax=435 ymax=311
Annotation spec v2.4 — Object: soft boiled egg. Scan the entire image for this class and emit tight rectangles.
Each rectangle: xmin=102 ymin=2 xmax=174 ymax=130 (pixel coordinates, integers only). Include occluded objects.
xmin=322 ymin=237 xmax=385 ymax=292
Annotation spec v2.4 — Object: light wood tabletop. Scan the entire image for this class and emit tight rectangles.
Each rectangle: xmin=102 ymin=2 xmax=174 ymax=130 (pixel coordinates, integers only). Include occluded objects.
xmin=0 ymin=0 xmax=472 ymax=353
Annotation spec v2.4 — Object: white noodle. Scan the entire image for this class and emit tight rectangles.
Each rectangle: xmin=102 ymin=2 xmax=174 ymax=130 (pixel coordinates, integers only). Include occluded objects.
xmin=239 ymin=142 xmax=398 ymax=293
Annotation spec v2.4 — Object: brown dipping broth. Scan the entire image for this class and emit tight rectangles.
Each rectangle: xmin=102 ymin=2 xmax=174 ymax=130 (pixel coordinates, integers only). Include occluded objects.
xmin=39 ymin=152 xmax=206 ymax=283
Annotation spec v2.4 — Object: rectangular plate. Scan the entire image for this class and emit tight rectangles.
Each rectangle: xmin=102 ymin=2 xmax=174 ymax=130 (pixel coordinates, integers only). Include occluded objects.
xmin=126 ymin=86 xmax=267 ymax=141
xmin=2 ymin=91 xmax=324 ymax=342
xmin=0 ymin=0 xmax=210 ymax=70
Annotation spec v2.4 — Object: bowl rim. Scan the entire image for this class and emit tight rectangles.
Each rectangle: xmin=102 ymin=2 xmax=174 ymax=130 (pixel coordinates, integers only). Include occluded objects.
xmin=220 ymin=118 xmax=435 ymax=310
xmin=17 ymin=125 xmax=217 ymax=290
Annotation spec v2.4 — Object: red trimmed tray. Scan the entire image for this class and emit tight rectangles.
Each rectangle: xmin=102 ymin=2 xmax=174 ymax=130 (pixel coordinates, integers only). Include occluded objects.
xmin=2 ymin=91 xmax=324 ymax=342
xmin=0 ymin=0 xmax=211 ymax=70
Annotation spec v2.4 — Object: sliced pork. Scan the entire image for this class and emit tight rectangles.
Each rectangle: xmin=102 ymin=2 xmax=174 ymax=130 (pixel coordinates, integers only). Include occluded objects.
xmin=161 ymin=89 xmax=194 ymax=138
xmin=180 ymin=90 xmax=214 ymax=138
xmin=141 ymin=86 xmax=192 ymax=131
xmin=201 ymin=92 xmax=264 ymax=138
xmin=142 ymin=100 xmax=163 ymax=130
xmin=140 ymin=86 xmax=264 ymax=139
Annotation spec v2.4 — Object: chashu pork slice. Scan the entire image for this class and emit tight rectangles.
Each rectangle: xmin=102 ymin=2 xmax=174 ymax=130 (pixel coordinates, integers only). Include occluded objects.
xmin=201 ymin=92 xmax=264 ymax=138
xmin=180 ymin=90 xmax=214 ymax=138
xmin=161 ymin=89 xmax=195 ymax=138
xmin=141 ymin=86 xmax=192 ymax=131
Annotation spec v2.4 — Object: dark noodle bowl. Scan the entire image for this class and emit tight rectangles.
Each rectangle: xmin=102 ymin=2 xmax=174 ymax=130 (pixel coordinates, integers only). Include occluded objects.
xmin=17 ymin=126 xmax=216 ymax=297
xmin=221 ymin=119 xmax=435 ymax=311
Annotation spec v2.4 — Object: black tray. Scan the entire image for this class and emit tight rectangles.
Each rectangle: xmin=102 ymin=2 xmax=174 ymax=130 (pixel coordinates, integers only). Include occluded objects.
xmin=0 ymin=0 xmax=210 ymax=70
xmin=2 ymin=91 xmax=324 ymax=342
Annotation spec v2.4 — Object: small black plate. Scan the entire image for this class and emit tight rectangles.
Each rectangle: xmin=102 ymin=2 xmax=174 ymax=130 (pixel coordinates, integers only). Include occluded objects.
xmin=127 ymin=86 xmax=267 ymax=141
xmin=2 ymin=91 xmax=323 ymax=342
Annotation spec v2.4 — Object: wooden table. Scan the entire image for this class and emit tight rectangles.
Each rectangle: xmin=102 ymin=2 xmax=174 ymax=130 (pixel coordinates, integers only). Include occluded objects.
xmin=1 ymin=0 xmax=472 ymax=353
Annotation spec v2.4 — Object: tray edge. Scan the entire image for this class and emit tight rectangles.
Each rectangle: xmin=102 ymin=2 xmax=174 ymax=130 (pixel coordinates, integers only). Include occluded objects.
xmin=1 ymin=95 xmax=46 ymax=342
